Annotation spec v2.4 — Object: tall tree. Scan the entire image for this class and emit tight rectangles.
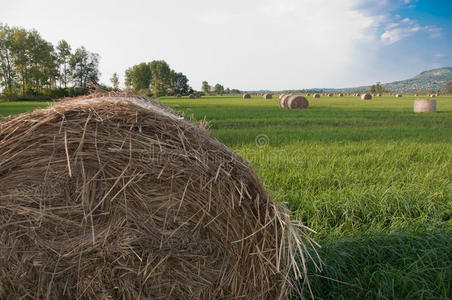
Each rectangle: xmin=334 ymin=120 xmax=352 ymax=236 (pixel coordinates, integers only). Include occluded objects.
xmin=214 ymin=83 xmax=224 ymax=95
xmin=124 ymin=62 xmax=151 ymax=91
xmin=149 ymin=60 xmax=172 ymax=96
xmin=110 ymin=72 xmax=119 ymax=90
xmin=56 ymin=40 xmax=71 ymax=88
xmin=202 ymin=81 xmax=210 ymax=94
xmin=171 ymin=71 xmax=190 ymax=95
xmin=69 ymin=46 xmax=100 ymax=89
xmin=0 ymin=24 xmax=15 ymax=95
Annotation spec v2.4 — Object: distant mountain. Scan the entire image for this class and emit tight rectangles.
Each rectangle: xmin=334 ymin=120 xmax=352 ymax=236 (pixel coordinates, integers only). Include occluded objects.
xmin=343 ymin=67 xmax=452 ymax=93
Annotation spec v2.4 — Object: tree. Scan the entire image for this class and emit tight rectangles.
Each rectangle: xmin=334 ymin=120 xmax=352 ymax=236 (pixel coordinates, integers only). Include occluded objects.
xmin=110 ymin=72 xmax=119 ymax=90
xmin=369 ymin=82 xmax=386 ymax=94
xmin=69 ymin=46 xmax=100 ymax=89
xmin=442 ymin=81 xmax=452 ymax=94
xmin=225 ymin=88 xmax=230 ymax=94
xmin=202 ymin=81 xmax=210 ymax=94
xmin=214 ymin=83 xmax=224 ymax=95
xmin=56 ymin=40 xmax=71 ymax=88
xmin=124 ymin=63 xmax=151 ymax=92
xmin=171 ymin=71 xmax=190 ymax=95
xmin=149 ymin=60 xmax=172 ymax=96
xmin=0 ymin=24 xmax=15 ymax=95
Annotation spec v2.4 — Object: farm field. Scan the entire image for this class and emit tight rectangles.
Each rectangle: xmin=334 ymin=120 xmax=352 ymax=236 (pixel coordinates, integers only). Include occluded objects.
xmin=1 ymin=95 xmax=451 ymax=299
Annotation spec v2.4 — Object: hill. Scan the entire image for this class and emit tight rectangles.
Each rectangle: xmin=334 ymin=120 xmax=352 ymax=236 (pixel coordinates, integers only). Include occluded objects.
xmin=343 ymin=67 xmax=452 ymax=93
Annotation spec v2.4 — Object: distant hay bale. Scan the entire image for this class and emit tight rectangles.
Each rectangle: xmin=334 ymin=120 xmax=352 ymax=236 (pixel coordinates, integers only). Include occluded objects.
xmin=361 ymin=93 xmax=372 ymax=100
xmin=0 ymin=94 xmax=315 ymax=299
xmin=430 ymin=94 xmax=436 ymax=98
xmin=188 ymin=94 xmax=195 ymax=99
xmin=176 ymin=94 xmax=182 ymax=98
xmin=327 ymin=93 xmax=333 ymax=97
xmin=395 ymin=94 xmax=402 ymax=98
xmin=243 ymin=93 xmax=251 ymax=99
xmin=263 ymin=93 xmax=273 ymax=99
xmin=376 ymin=93 xmax=382 ymax=96
xmin=414 ymin=93 xmax=418 ymax=96
xmin=306 ymin=93 xmax=311 ymax=96
xmin=312 ymin=93 xmax=320 ymax=98
xmin=414 ymin=98 xmax=436 ymax=113
xmin=287 ymin=95 xmax=309 ymax=109
xmin=338 ymin=93 xmax=344 ymax=96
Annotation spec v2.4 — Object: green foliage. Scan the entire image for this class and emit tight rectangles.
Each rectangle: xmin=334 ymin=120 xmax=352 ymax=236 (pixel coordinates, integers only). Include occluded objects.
xmin=214 ymin=83 xmax=224 ymax=94
xmin=124 ymin=61 xmax=190 ymax=96
xmin=0 ymin=23 xmax=99 ymax=99
xmin=124 ymin=62 xmax=151 ymax=92
xmin=202 ymin=81 xmax=210 ymax=94
xmin=442 ymin=81 xmax=452 ymax=94
xmin=69 ymin=46 xmax=100 ymax=89
xmin=369 ymin=82 xmax=386 ymax=94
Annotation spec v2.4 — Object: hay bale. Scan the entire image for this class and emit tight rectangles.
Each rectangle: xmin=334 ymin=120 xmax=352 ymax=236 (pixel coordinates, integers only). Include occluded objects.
xmin=395 ymin=94 xmax=402 ymax=98
xmin=361 ymin=93 xmax=372 ymax=100
xmin=376 ymin=93 xmax=382 ymax=96
xmin=287 ymin=95 xmax=309 ymax=109
xmin=263 ymin=93 xmax=273 ymax=99
xmin=312 ymin=93 xmax=320 ymax=98
xmin=243 ymin=93 xmax=251 ymax=99
xmin=188 ymin=94 xmax=195 ymax=99
xmin=430 ymin=94 xmax=436 ymax=98
xmin=279 ymin=94 xmax=292 ymax=108
xmin=306 ymin=93 xmax=311 ymax=96
xmin=338 ymin=93 xmax=344 ymax=96
xmin=414 ymin=98 xmax=436 ymax=113
xmin=0 ymin=94 xmax=314 ymax=299
xmin=176 ymin=94 xmax=182 ymax=98
xmin=328 ymin=93 xmax=333 ymax=97
xmin=278 ymin=93 xmax=286 ymax=101
xmin=414 ymin=94 xmax=418 ymax=96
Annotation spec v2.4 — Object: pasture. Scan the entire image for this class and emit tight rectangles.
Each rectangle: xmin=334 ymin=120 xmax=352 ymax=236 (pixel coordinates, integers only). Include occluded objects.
xmin=1 ymin=94 xmax=451 ymax=299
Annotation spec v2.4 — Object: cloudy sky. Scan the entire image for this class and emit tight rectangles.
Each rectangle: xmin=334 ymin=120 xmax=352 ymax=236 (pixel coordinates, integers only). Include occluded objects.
xmin=1 ymin=0 xmax=451 ymax=90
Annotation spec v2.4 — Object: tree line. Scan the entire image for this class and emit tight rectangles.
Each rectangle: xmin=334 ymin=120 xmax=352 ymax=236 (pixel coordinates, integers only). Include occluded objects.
xmin=124 ymin=61 xmax=193 ymax=96
xmin=0 ymin=23 xmax=100 ymax=99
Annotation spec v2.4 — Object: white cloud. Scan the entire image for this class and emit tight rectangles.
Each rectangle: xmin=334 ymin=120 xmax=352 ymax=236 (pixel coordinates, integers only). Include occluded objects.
xmin=380 ymin=17 xmax=441 ymax=45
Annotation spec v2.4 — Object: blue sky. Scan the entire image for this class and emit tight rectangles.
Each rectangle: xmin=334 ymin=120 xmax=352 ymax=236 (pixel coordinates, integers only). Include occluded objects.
xmin=1 ymin=0 xmax=451 ymax=90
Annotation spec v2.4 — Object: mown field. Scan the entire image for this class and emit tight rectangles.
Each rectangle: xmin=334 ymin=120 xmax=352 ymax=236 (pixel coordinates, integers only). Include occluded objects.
xmin=1 ymin=95 xmax=451 ymax=299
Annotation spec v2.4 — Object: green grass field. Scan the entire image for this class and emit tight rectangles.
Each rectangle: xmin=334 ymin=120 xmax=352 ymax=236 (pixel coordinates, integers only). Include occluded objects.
xmin=1 ymin=95 xmax=451 ymax=299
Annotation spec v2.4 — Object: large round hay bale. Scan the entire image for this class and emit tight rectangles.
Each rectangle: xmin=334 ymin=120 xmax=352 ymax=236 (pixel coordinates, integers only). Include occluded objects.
xmin=395 ymin=94 xmax=402 ymax=98
xmin=281 ymin=94 xmax=295 ymax=108
xmin=243 ymin=93 xmax=251 ymax=99
xmin=312 ymin=93 xmax=320 ymax=98
xmin=338 ymin=93 xmax=344 ymax=96
xmin=263 ymin=93 xmax=273 ymax=99
xmin=188 ymin=93 xmax=195 ymax=99
xmin=430 ymin=94 xmax=436 ymax=98
xmin=414 ymin=98 xmax=436 ymax=113
xmin=414 ymin=93 xmax=418 ymax=96
xmin=361 ymin=93 xmax=372 ymax=100
xmin=376 ymin=93 xmax=382 ymax=96
xmin=176 ymin=94 xmax=182 ymax=98
xmin=0 ymin=94 xmax=313 ymax=299
xmin=327 ymin=93 xmax=333 ymax=97
xmin=287 ymin=95 xmax=309 ymax=109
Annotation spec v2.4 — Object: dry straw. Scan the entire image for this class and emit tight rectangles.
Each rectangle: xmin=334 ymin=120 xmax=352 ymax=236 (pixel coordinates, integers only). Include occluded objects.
xmin=414 ymin=98 xmax=436 ymax=113
xmin=312 ymin=93 xmax=320 ymax=98
xmin=0 ymin=93 xmax=318 ymax=299
xmin=395 ymin=94 xmax=402 ymax=98
xmin=243 ymin=93 xmax=251 ymax=99
xmin=281 ymin=95 xmax=309 ymax=109
xmin=263 ymin=93 xmax=273 ymax=99
xmin=361 ymin=93 xmax=372 ymax=100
